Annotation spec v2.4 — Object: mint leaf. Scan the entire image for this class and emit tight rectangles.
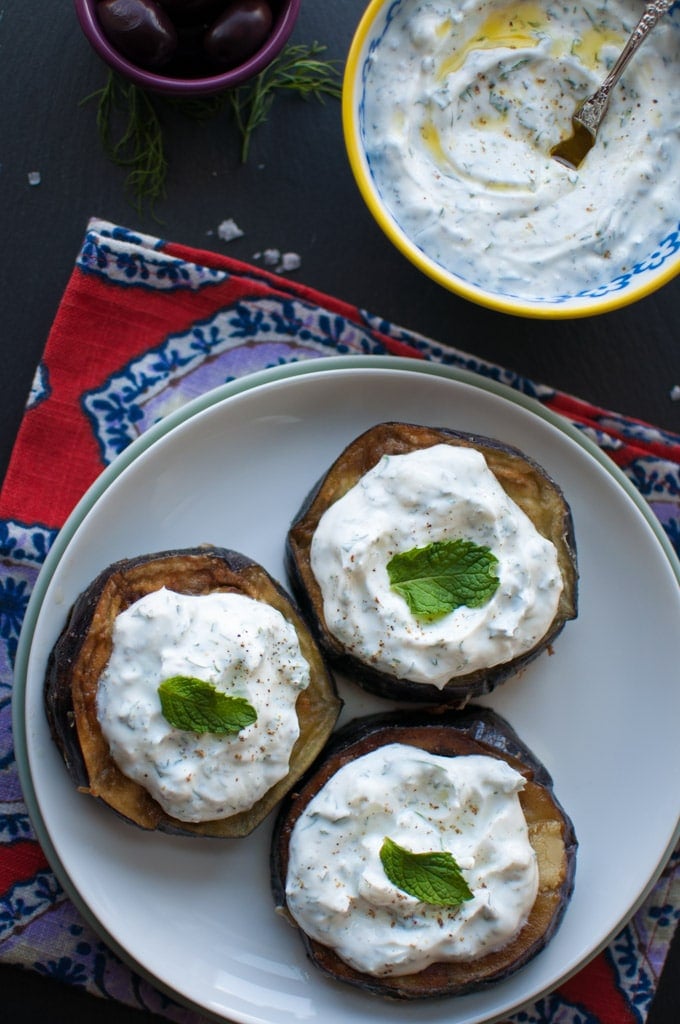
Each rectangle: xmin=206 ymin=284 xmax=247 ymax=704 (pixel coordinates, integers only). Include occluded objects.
xmin=158 ymin=676 xmax=257 ymax=735
xmin=387 ymin=539 xmax=499 ymax=620
xmin=380 ymin=837 xmax=474 ymax=906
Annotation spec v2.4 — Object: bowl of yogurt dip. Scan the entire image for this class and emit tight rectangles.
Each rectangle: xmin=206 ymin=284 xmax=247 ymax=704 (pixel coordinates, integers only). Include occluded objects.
xmin=342 ymin=0 xmax=680 ymax=317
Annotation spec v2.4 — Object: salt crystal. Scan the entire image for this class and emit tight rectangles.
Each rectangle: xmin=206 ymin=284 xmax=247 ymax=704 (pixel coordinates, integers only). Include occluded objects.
xmin=253 ymin=248 xmax=302 ymax=273
xmin=262 ymin=248 xmax=281 ymax=266
xmin=279 ymin=252 xmax=301 ymax=272
xmin=28 ymin=171 xmax=41 ymax=186
xmin=217 ymin=218 xmax=244 ymax=242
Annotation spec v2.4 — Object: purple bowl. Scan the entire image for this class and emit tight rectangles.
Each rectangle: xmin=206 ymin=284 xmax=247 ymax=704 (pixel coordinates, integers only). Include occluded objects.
xmin=74 ymin=0 xmax=301 ymax=96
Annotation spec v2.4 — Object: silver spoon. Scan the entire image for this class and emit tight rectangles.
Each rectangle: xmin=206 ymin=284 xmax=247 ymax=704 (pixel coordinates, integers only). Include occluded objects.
xmin=551 ymin=0 xmax=674 ymax=170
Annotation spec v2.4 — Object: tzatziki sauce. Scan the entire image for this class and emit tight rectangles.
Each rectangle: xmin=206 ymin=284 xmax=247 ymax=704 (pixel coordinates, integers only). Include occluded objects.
xmin=285 ymin=744 xmax=538 ymax=975
xmin=361 ymin=0 xmax=679 ymax=298
xmin=96 ymin=587 xmax=310 ymax=823
xmin=310 ymin=444 xmax=562 ymax=688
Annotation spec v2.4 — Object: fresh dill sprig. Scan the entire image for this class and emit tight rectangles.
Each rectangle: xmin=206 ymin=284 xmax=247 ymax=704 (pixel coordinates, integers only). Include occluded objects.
xmin=229 ymin=42 xmax=343 ymax=162
xmin=83 ymin=42 xmax=342 ymax=214
xmin=84 ymin=74 xmax=168 ymax=214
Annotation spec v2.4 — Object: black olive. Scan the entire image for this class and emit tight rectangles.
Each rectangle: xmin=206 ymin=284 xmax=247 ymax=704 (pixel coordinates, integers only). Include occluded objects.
xmin=204 ymin=0 xmax=274 ymax=69
xmin=97 ymin=0 xmax=178 ymax=69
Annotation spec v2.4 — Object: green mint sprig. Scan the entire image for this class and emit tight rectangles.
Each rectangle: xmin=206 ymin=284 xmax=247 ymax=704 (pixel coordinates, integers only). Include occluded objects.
xmin=387 ymin=539 xmax=500 ymax=621
xmin=158 ymin=675 xmax=257 ymax=735
xmin=379 ymin=837 xmax=474 ymax=906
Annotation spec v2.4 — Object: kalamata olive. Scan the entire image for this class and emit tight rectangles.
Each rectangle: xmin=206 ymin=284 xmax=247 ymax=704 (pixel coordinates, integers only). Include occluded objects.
xmin=97 ymin=0 xmax=178 ymax=69
xmin=204 ymin=0 xmax=273 ymax=69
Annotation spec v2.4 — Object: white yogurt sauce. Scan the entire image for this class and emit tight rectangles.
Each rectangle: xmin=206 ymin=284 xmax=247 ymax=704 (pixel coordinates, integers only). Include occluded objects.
xmin=96 ymin=587 xmax=311 ymax=823
xmin=310 ymin=444 xmax=562 ymax=688
xmin=361 ymin=0 xmax=680 ymax=297
xmin=285 ymin=744 xmax=538 ymax=975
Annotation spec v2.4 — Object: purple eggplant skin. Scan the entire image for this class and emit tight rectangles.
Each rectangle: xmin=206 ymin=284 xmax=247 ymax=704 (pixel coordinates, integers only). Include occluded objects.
xmin=271 ymin=706 xmax=578 ymax=1000
xmin=286 ymin=422 xmax=579 ymax=706
xmin=44 ymin=545 xmax=342 ymax=838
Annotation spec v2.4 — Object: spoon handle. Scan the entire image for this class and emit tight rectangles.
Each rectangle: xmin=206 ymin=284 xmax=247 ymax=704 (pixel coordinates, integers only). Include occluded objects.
xmin=577 ymin=0 xmax=674 ymax=132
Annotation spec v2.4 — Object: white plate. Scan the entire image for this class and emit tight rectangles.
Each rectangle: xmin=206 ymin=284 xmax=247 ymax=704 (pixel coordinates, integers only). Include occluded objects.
xmin=14 ymin=356 xmax=680 ymax=1024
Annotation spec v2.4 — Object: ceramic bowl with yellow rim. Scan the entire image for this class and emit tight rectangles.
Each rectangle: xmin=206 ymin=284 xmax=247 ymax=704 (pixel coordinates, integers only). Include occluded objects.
xmin=342 ymin=0 xmax=680 ymax=319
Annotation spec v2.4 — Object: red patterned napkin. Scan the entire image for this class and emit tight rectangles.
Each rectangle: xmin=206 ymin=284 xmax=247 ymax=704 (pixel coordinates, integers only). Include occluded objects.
xmin=1 ymin=218 xmax=678 ymax=1023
